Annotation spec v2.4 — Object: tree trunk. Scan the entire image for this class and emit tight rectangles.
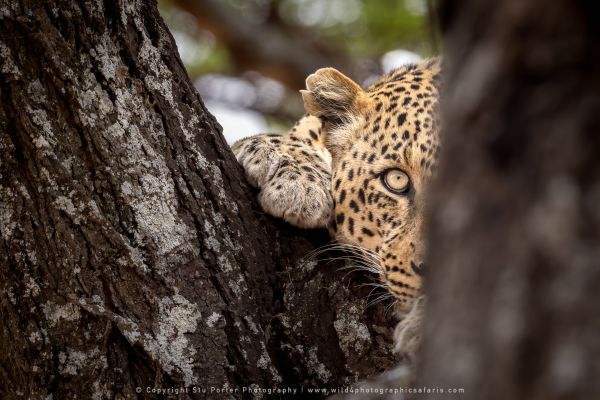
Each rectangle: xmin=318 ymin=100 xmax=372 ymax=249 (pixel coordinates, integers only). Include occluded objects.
xmin=0 ymin=1 xmax=398 ymax=398
xmin=418 ymin=1 xmax=600 ymax=399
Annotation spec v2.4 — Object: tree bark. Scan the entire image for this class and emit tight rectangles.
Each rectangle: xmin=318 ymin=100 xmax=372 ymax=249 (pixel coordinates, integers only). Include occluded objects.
xmin=0 ymin=1 xmax=398 ymax=398
xmin=418 ymin=1 xmax=600 ymax=399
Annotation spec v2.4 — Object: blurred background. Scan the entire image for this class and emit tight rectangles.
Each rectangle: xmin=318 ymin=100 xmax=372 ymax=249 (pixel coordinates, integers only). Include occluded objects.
xmin=159 ymin=0 xmax=436 ymax=143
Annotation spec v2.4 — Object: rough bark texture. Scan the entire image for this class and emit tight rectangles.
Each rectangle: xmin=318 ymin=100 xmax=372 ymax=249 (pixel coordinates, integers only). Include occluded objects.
xmin=418 ymin=1 xmax=600 ymax=399
xmin=0 ymin=1 xmax=398 ymax=398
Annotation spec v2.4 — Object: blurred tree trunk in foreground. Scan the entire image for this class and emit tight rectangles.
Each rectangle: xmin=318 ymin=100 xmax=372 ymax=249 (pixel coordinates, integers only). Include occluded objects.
xmin=0 ymin=1 xmax=398 ymax=398
xmin=419 ymin=0 xmax=600 ymax=399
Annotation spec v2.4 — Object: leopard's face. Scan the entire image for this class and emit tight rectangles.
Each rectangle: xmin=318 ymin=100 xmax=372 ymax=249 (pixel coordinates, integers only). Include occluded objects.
xmin=303 ymin=60 xmax=441 ymax=311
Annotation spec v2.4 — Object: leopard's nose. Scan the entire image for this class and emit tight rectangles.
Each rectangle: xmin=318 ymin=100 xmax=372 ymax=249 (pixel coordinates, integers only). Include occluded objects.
xmin=411 ymin=261 xmax=426 ymax=276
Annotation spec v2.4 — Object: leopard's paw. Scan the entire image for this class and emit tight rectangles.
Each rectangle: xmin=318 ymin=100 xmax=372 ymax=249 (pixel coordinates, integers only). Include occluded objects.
xmin=258 ymin=164 xmax=332 ymax=229
xmin=232 ymin=135 xmax=332 ymax=229
xmin=232 ymin=135 xmax=282 ymax=188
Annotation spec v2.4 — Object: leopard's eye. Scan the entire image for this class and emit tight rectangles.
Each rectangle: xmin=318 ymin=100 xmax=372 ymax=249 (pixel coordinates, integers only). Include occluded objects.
xmin=382 ymin=169 xmax=410 ymax=194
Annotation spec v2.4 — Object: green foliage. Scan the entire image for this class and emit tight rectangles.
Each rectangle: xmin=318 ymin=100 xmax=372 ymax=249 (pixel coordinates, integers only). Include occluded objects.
xmin=159 ymin=0 xmax=433 ymax=79
xmin=278 ymin=0 xmax=433 ymax=57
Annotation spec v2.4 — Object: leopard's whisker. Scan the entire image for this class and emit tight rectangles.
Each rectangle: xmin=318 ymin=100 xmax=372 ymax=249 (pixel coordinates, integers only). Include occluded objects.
xmin=300 ymin=241 xmax=338 ymax=259
xmin=341 ymin=267 xmax=370 ymax=280
xmin=301 ymin=249 xmax=381 ymax=269
xmin=384 ymin=300 xmax=399 ymax=317
xmin=359 ymin=282 xmax=389 ymax=289
xmin=365 ymin=284 xmax=387 ymax=300
xmin=314 ymin=254 xmax=378 ymax=268
xmin=340 ymin=264 xmax=380 ymax=279
xmin=337 ymin=241 xmax=382 ymax=261
xmin=365 ymin=280 xmax=391 ymax=297
xmin=336 ymin=260 xmax=381 ymax=275
xmin=300 ymin=251 xmax=382 ymax=274
xmin=302 ymin=242 xmax=382 ymax=263
xmin=367 ymin=293 xmax=394 ymax=308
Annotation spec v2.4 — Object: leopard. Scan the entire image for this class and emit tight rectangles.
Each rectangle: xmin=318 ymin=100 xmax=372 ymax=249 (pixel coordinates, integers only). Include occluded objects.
xmin=232 ymin=58 xmax=442 ymax=360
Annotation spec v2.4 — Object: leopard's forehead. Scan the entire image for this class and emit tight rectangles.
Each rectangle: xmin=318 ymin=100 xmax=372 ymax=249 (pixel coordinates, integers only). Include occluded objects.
xmin=367 ymin=58 xmax=441 ymax=93
xmin=365 ymin=59 xmax=441 ymax=152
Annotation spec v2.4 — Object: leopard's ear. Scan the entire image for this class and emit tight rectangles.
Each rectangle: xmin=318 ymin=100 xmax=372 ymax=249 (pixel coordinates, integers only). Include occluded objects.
xmin=301 ymin=68 xmax=367 ymax=124
xmin=301 ymin=68 xmax=369 ymax=165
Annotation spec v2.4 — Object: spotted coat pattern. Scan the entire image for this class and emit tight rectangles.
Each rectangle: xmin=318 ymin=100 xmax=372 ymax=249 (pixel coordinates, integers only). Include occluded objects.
xmin=233 ymin=58 xmax=441 ymax=314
